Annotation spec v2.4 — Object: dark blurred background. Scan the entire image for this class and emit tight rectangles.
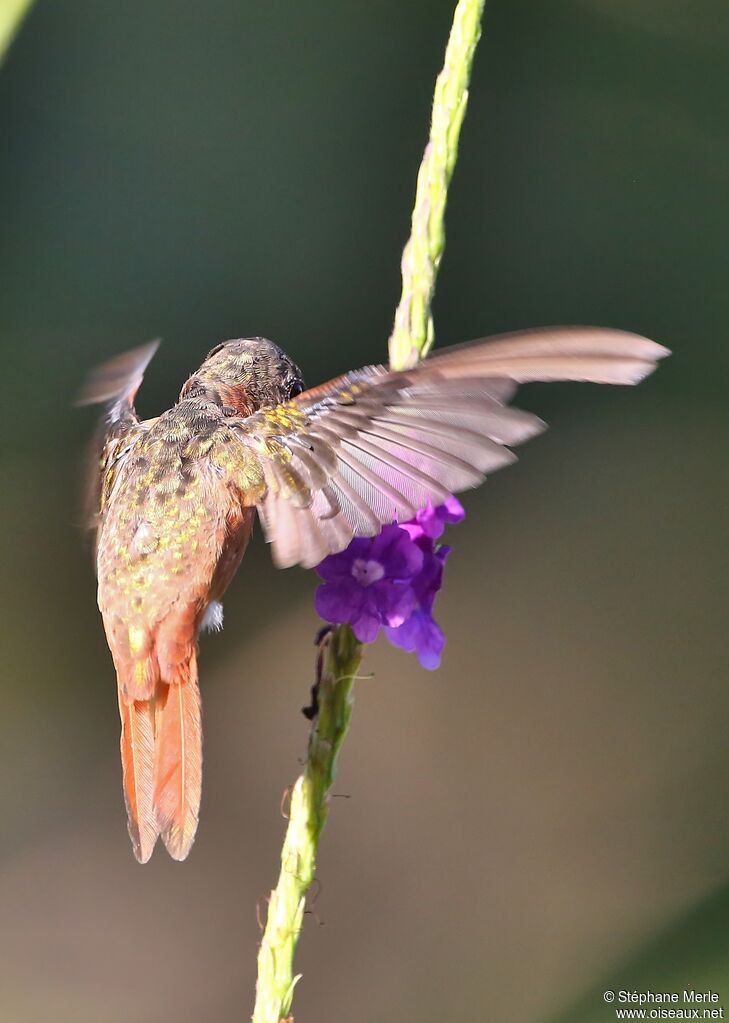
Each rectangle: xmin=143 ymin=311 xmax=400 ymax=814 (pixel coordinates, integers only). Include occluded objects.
xmin=1 ymin=2 xmax=727 ymax=1021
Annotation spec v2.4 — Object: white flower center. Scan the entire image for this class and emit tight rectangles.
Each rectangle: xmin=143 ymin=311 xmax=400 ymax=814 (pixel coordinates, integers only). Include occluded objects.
xmin=351 ymin=558 xmax=385 ymax=586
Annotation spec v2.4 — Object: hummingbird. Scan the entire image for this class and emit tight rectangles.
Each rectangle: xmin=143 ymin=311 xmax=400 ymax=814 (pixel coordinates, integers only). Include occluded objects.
xmin=81 ymin=329 xmax=668 ymax=862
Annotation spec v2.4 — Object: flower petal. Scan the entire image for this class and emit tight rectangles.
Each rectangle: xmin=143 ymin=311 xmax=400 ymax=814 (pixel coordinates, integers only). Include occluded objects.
xmin=384 ymin=615 xmax=418 ymax=654
xmin=316 ymin=537 xmax=374 ymax=581
xmin=413 ymin=615 xmax=445 ymax=670
xmin=398 ymin=520 xmax=426 ymax=541
xmin=385 ymin=611 xmax=445 ymax=670
xmin=352 ymin=609 xmax=381 ymax=643
xmin=375 ymin=580 xmax=417 ymax=628
xmin=315 ymin=580 xmax=363 ymax=623
xmin=370 ymin=524 xmax=424 ymax=579
xmin=440 ymin=495 xmax=466 ymax=525
xmin=410 ymin=542 xmax=450 ymax=612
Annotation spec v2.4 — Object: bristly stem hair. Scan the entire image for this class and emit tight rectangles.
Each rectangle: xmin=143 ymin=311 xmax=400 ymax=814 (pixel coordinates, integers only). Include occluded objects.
xmin=252 ymin=2 xmax=486 ymax=1019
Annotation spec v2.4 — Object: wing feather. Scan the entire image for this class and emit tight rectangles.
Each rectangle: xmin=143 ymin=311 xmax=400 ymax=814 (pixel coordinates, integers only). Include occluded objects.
xmin=81 ymin=341 xmax=160 ymax=540
xmin=327 ymin=472 xmax=383 ymax=535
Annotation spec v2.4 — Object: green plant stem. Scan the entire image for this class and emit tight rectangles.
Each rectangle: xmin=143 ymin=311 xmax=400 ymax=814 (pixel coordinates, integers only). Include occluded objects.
xmin=389 ymin=0 xmax=486 ymax=370
xmin=252 ymin=626 xmax=362 ymax=1023
xmin=0 ymin=0 xmax=34 ymax=66
xmin=252 ymin=2 xmax=485 ymax=1019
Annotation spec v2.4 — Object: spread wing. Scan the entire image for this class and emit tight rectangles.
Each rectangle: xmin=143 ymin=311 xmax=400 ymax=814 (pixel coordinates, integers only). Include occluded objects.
xmin=233 ymin=327 xmax=669 ymax=569
xmin=77 ymin=340 xmax=160 ymax=541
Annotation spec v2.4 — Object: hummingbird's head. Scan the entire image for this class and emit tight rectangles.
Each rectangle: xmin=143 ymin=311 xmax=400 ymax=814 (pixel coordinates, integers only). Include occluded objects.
xmin=179 ymin=337 xmax=305 ymax=416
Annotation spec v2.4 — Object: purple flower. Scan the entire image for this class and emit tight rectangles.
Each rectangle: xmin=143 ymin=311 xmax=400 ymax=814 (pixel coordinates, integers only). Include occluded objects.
xmin=412 ymin=540 xmax=450 ymax=613
xmin=315 ymin=525 xmax=423 ymax=643
xmin=400 ymin=496 xmax=465 ymax=541
xmin=315 ymin=499 xmax=464 ymax=669
xmin=383 ymin=540 xmax=452 ymax=668
xmin=384 ymin=611 xmax=445 ymax=670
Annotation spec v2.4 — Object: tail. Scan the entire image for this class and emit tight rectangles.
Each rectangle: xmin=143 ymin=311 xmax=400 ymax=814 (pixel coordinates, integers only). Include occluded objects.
xmin=118 ymin=693 xmax=158 ymax=863
xmin=153 ymin=657 xmax=203 ymax=861
xmin=117 ymin=655 xmax=202 ymax=863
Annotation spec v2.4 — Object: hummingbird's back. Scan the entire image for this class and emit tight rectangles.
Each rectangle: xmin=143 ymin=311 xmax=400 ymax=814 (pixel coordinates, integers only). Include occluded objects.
xmin=97 ymin=396 xmax=256 ymax=861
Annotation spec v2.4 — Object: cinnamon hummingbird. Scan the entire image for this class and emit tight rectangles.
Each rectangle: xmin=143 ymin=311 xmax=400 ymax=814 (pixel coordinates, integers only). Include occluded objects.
xmin=80 ymin=329 xmax=668 ymax=861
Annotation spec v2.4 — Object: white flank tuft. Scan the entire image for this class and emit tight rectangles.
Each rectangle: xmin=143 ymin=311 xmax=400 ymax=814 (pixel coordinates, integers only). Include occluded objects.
xmin=200 ymin=601 xmax=224 ymax=633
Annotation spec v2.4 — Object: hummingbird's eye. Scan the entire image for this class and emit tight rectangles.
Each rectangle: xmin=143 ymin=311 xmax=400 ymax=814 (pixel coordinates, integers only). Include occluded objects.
xmin=288 ymin=379 xmax=304 ymax=399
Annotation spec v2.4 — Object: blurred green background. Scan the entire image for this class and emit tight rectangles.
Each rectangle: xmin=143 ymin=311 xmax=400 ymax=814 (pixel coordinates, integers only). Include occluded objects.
xmin=1 ymin=2 xmax=727 ymax=1021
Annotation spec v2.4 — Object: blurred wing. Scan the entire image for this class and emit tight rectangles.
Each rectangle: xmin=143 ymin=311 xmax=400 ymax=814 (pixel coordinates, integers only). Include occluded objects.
xmin=233 ymin=327 xmax=669 ymax=569
xmin=76 ymin=339 xmax=160 ymax=411
xmin=78 ymin=340 xmax=160 ymax=540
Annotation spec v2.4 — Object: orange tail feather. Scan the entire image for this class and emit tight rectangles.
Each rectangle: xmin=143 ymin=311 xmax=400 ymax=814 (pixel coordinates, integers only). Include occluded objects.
xmin=153 ymin=662 xmax=203 ymax=861
xmin=118 ymin=693 xmax=158 ymax=863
